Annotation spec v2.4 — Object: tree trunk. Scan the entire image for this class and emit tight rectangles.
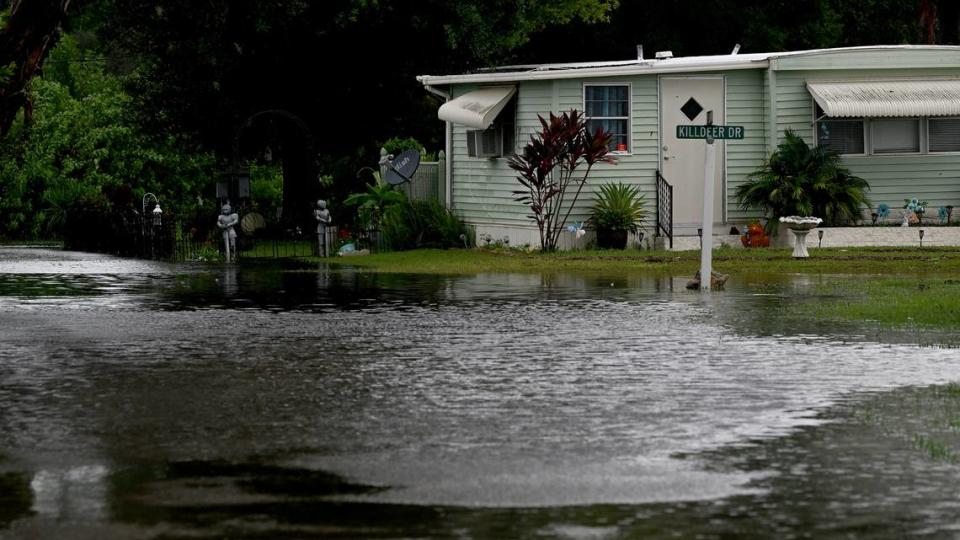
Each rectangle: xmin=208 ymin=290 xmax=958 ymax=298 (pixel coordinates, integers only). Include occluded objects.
xmin=937 ymin=0 xmax=960 ymax=44
xmin=0 ymin=0 xmax=72 ymax=136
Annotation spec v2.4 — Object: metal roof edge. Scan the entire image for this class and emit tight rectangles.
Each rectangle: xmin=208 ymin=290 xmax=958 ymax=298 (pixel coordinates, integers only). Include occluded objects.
xmin=417 ymin=59 xmax=769 ymax=86
xmin=767 ymin=44 xmax=960 ymax=60
xmin=417 ymin=45 xmax=960 ymax=87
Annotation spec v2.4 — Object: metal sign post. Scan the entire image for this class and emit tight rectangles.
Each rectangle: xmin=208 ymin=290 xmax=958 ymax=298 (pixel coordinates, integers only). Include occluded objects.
xmin=700 ymin=110 xmax=716 ymax=291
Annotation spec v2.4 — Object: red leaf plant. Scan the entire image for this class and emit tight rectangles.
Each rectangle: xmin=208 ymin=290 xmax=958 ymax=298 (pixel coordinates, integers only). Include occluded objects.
xmin=508 ymin=110 xmax=616 ymax=252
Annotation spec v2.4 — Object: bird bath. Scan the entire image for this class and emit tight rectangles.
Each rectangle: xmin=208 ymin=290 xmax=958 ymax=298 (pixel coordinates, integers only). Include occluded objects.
xmin=780 ymin=216 xmax=822 ymax=258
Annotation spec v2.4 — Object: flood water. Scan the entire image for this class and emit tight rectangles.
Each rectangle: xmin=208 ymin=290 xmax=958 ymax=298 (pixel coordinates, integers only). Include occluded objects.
xmin=2 ymin=246 xmax=960 ymax=538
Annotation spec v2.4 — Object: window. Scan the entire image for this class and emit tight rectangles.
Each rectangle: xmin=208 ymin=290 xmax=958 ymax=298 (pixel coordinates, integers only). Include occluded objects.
xmin=584 ymin=84 xmax=630 ymax=153
xmin=466 ymin=96 xmax=516 ymax=158
xmin=817 ymin=119 xmax=865 ymax=155
xmin=872 ymin=118 xmax=920 ymax=154
xmin=813 ymin=105 xmax=959 ymax=155
xmin=929 ymin=118 xmax=960 ymax=153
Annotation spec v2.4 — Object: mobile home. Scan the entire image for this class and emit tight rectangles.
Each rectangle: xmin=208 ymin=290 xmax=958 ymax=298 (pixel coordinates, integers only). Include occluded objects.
xmin=417 ymin=45 xmax=960 ymax=249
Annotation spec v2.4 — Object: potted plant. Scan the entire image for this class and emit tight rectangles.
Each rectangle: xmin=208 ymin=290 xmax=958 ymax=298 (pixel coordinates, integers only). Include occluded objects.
xmin=589 ymin=182 xmax=646 ymax=249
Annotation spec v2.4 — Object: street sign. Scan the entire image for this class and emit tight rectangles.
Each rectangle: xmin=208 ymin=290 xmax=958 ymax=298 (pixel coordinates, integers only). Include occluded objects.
xmin=676 ymin=125 xmax=745 ymax=140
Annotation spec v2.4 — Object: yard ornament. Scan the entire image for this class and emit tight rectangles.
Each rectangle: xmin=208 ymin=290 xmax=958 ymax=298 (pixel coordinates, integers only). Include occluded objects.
xmin=218 ymin=202 xmax=239 ymax=262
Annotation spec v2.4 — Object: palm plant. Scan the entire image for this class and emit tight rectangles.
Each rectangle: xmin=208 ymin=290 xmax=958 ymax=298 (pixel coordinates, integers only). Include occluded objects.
xmin=735 ymin=130 xmax=870 ymax=232
xmin=344 ymin=170 xmax=406 ymax=228
xmin=590 ymin=183 xmax=646 ymax=232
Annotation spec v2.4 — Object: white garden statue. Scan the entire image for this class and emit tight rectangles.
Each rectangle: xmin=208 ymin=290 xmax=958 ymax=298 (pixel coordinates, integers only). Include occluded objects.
xmin=314 ymin=199 xmax=332 ymax=257
xmin=779 ymin=216 xmax=822 ymax=258
xmin=217 ymin=202 xmax=239 ymax=262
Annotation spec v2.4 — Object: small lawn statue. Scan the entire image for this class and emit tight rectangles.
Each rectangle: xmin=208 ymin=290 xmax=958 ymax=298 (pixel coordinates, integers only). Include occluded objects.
xmin=314 ymin=199 xmax=332 ymax=257
xmin=685 ymin=270 xmax=729 ymax=290
xmin=218 ymin=202 xmax=239 ymax=262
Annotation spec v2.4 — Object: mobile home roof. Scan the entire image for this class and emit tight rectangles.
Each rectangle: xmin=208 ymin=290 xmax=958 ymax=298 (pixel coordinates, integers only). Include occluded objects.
xmin=417 ymin=45 xmax=960 ymax=86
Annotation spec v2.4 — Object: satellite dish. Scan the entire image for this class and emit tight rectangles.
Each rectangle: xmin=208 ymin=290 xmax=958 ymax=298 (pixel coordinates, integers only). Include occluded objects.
xmin=384 ymin=149 xmax=421 ymax=185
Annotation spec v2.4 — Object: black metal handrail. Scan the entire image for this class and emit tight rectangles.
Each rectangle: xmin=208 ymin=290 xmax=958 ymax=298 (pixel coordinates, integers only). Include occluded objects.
xmin=655 ymin=170 xmax=673 ymax=249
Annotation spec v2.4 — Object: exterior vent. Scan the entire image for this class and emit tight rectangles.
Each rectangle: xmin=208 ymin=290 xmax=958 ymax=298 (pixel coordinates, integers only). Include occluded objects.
xmin=467 ymin=127 xmax=504 ymax=158
xmin=655 ymin=50 xmax=674 ymax=60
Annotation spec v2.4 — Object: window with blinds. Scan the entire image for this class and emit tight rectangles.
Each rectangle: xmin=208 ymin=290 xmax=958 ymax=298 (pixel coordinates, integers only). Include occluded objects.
xmin=872 ymin=119 xmax=921 ymax=154
xmin=817 ymin=119 xmax=864 ymax=155
xmin=929 ymin=118 xmax=960 ymax=153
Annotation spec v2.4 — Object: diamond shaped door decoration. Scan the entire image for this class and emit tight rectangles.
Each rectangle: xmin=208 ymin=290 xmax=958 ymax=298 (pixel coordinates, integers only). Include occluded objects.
xmin=681 ymin=97 xmax=703 ymax=121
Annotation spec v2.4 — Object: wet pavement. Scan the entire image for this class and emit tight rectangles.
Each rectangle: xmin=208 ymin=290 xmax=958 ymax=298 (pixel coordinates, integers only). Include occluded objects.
xmin=2 ymin=247 xmax=960 ymax=538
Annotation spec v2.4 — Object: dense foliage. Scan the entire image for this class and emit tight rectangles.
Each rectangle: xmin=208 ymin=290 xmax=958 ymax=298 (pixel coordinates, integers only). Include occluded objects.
xmin=735 ymin=130 xmax=871 ymax=232
xmin=509 ymin=110 xmax=614 ymax=252
xmin=381 ymin=198 xmax=470 ymax=251
xmin=0 ymin=36 xmax=214 ymax=239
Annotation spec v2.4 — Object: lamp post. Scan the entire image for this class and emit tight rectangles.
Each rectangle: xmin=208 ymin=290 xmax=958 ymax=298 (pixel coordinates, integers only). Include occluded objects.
xmin=142 ymin=193 xmax=159 ymax=236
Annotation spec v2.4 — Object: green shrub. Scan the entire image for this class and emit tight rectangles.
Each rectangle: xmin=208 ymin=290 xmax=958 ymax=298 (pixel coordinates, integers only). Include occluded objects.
xmin=381 ymin=198 xmax=469 ymax=250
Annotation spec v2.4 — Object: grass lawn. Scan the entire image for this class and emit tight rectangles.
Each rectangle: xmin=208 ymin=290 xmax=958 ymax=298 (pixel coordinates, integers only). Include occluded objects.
xmin=806 ymin=276 xmax=960 ymax=329
xmin=319 ymin=246 xmax=960 ymax=276
xmin=317 ymin=246 xmax=960 ymax=330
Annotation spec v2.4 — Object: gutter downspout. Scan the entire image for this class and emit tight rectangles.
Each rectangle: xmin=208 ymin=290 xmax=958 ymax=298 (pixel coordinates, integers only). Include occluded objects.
xmin=424 ymin=84 xmax=453 ymax=209
xmin=767 ymin=63 xmax=777 ymax=155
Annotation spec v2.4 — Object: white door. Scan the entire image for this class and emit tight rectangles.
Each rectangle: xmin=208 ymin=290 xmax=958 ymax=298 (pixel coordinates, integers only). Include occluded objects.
xmin=660 ymin=77 xmax=725 ymax=234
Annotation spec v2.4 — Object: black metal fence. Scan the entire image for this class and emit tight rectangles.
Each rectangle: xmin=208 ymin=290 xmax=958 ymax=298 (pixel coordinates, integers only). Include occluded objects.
xmin=170 ymin=224 xmax=387 ymax=262
xmin=656 ymin=170 xmax=674 ymax=249
xmin=62 ymin=207 xmax=391 ymax=263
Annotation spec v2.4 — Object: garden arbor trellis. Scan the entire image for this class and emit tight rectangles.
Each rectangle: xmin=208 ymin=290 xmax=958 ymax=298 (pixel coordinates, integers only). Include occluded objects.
xmin=230 ymin=109 xmax=319 ymax=227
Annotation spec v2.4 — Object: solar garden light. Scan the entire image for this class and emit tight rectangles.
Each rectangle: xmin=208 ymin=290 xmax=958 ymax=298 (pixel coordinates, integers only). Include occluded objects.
xmin=697 ymin=227 xmax=703 ymax=248
xmin=637 ymin=231 xmax=645 ymax=248
xmin=919 ymin=228 xmax=925 ymax=247
xmin=817 ymin=229 xmax=824 ymax=248
xmin=871 ymin=212 xmax=879 ymax=225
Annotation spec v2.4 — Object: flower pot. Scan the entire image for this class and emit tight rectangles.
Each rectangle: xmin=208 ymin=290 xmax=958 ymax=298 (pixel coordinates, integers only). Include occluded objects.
xmin=596 ymin=229 xmax=628 ymax=249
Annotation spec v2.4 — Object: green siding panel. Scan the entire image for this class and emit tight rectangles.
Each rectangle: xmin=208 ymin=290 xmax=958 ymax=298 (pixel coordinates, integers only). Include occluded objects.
xmin=451 ymin=77 xmax=662 ymax=227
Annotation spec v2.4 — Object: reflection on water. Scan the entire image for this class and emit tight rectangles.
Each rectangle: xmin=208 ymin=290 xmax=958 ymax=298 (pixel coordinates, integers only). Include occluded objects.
xmin=31 ymin=465 xmax=109 ymax=521
xmin=2 ymin=248 xmax=960 ymax=538
xmin=0 ymin=470 xmax=33 ymax=528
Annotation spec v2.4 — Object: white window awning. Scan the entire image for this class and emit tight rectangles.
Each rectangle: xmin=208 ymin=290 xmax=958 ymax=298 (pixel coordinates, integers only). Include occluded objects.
xmin=438 ymin=86 xmax=516 ymax=129
xmin=808 ymin=80 xmax=960 ymax=118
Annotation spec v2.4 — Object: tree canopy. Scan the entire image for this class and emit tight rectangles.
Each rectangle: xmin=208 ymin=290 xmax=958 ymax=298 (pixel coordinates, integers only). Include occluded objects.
xmin=1 ymin=0 xmax=959 ymax=239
